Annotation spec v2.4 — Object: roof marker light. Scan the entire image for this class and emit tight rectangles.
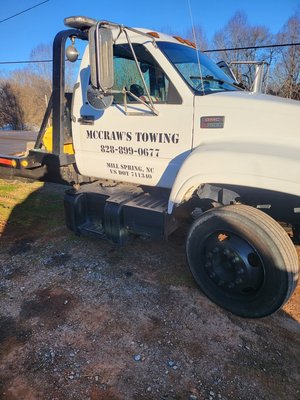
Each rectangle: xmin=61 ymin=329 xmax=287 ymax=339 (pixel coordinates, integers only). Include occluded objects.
xmin=173 ymin=36 xmax=185 ymax=44
xmin=173 ymin=36 xmax=196 ymax=48
xmin=147 ymin=31 xmax=160 ymax=38
xmin=185 ymin=40 xmax=196 ymax=48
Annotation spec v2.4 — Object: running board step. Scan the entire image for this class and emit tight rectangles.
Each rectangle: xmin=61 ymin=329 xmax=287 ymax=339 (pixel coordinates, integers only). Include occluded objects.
xmin=79 ymin=222 xmax=106 ymax=239
xmin=64 ymin=183 xmax=179 ymax=245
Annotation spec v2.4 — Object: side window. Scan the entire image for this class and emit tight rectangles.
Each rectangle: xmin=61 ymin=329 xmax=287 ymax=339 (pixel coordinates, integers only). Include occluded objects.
xmin=113 ymin=44 xmax=171 ymax=104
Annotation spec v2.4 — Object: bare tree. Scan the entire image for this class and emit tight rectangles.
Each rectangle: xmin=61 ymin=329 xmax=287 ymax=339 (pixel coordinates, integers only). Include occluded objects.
xmin=271 ymin=15 xmax=300 ymax=99
xmin=9 ymin=68 xmax=51 ymax=130
xmin=30 ymin=44 xmax=53 ymax=93
xmin=1 ymin=41 xmax=80 ymax=130
xmin=0 ymin=81 xmax=24 ymax=130
xmin=30 ymin=42 xmax=78 ymax=92
xmin=212 ymin=11 xmax=274 ymax=88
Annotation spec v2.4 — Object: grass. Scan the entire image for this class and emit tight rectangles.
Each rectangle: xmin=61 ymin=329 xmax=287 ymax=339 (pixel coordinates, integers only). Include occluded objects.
xmin=0 ymin=179 xmax=66 ymax=238
xmin=0 ymin=183 xmax=18 ymax=194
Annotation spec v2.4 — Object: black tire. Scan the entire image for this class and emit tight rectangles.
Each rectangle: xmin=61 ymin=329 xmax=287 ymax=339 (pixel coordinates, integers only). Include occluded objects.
xmin=186 ymin=204 xmax=299 ymax=318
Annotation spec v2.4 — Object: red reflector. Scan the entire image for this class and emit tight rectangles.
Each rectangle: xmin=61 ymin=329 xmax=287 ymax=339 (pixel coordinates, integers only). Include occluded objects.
xmin=0 ymin=158 xmax=15 ymax=166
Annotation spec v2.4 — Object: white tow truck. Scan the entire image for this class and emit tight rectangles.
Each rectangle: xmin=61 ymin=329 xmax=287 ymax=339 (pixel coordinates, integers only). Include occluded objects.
xmin=0 ymin=16 xmax=299 ymax=318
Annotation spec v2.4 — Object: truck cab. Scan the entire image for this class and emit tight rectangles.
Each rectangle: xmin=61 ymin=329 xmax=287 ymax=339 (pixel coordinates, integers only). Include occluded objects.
xmin=71 ymin=24 xmax=241 ymax=190
xmin=1 ymin=16 xmax=299 ymax=318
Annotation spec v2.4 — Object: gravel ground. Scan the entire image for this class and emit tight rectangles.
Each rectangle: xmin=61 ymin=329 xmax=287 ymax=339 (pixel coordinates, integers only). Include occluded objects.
xmin=0 ymin=182 xmax=299 ymax=400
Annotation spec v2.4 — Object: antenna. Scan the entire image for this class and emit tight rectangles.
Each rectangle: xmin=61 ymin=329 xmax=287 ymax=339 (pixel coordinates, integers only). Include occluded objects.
xmin=187 ymin=0 xmax=204 ymax=94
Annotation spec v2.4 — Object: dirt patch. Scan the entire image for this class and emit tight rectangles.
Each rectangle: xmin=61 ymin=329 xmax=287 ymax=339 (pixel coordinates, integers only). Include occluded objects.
xmin=0 ymin=181 xmax=299 ymax=400
xmin=20 ymin=287 xmax=76 ymax=327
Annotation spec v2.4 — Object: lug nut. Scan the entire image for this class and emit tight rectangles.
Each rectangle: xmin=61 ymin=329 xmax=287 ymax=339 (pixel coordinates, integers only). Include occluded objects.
xmin=223 ymin=248 xmax=231 ymax=256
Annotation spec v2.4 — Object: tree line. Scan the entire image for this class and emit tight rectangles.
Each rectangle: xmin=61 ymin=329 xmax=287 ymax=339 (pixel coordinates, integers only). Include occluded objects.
xmin=203 ymin=12 xmax=300 ymax=100
xmin=0 ymin=11 xmax=299 ymax=131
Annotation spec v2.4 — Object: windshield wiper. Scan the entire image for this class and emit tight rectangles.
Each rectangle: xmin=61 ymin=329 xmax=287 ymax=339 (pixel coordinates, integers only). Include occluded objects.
xmin=190 ymin=75 xmax=225 ymax=84
xmin=190 ymin=75 xmax=243 ymax=91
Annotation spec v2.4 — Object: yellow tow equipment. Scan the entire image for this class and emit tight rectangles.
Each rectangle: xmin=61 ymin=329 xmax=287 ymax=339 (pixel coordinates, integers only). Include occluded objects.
xmin=43 ymin=126 xmax=74 ymax=154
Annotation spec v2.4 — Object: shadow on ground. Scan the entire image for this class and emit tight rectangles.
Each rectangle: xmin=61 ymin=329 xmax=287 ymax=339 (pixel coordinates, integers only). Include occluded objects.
xmin=0 ymin=180 xmax=299 ymax=400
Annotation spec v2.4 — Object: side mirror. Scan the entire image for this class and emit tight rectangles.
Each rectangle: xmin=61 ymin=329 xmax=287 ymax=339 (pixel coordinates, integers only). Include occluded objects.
xmin=241 ymin=74 xmax=250 ymax=90
xmin=88 ymin=23 xmax=114 ymax=109
xmin=217 ymin=61 xmax=237 ymax=82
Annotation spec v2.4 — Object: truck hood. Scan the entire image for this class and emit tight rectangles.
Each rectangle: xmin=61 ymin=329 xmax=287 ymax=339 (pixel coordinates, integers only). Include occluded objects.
xmin=185 ymin=91 xmax=300 ymax=198
xmin=195 ymin=91 xmax=300 ymax=142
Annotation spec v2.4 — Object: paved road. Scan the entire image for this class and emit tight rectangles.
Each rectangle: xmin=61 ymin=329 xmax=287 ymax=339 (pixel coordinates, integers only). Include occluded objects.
xmin=0 ymin=130 xmax=37 ymax=156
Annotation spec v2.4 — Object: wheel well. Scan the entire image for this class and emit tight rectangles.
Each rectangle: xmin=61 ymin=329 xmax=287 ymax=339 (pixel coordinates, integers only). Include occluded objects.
xmin=175 ymin=183 xmax=240 ymax=218
xmin=196 ymin=184 xmax=240 ymax=206
xmin=174 ymin=183 xmax=300 ymax=232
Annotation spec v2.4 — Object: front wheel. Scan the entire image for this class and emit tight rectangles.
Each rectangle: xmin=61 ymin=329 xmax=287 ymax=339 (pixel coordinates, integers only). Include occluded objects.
xmin=186 ymin=204 xmax=299 ymax=318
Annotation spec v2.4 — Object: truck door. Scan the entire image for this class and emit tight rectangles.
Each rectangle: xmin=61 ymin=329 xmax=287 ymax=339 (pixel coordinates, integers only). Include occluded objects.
xmin=73 ymin=42 xmax=193 ymax=189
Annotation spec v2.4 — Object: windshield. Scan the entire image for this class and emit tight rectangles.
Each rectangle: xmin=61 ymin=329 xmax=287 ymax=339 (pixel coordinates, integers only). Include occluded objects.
xmin=157 ymin=42 xmax=241 ymax=94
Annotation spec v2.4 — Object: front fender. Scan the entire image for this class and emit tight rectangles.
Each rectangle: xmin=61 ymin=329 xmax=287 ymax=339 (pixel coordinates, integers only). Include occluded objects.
xmin=168 ymin=140 xmax=300 ymax=214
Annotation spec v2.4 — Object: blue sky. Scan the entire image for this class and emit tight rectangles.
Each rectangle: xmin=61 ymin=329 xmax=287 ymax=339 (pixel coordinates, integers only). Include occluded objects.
xmin=0 ymin=0 xmax=299 ymax=72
